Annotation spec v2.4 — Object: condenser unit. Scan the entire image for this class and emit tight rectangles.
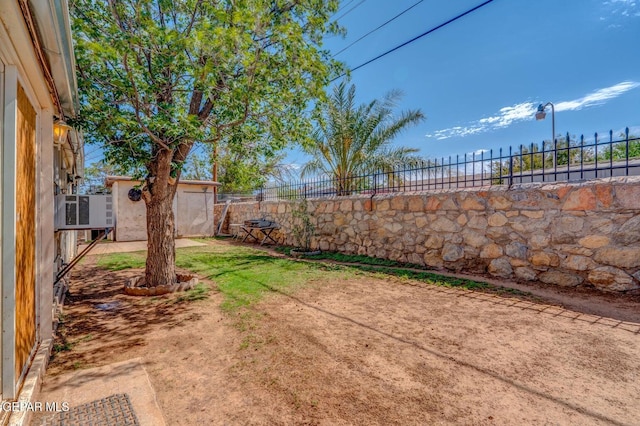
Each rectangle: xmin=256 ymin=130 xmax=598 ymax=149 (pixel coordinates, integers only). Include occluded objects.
xmin=55 ymin=194 xmax=114 ymax=230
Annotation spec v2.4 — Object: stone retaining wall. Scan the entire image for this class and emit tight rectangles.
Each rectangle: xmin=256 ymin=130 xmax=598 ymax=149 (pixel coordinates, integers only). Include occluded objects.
xmin=222 ymin=177 xmax=640 ymax=292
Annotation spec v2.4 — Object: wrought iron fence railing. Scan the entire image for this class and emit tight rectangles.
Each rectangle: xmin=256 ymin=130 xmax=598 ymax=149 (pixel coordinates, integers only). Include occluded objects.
xmin=261 ymin=128 xmax=640 ymax=201
xmin=216 ymin=192 xmax=260 ymax=203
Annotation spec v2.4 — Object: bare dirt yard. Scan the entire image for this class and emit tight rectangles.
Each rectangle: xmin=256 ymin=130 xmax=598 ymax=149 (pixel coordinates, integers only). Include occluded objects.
xmin=41 ymin=240 xmax=640 ymax=425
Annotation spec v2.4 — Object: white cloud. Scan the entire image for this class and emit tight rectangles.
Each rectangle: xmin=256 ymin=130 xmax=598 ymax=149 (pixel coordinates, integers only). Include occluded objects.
xmin=425 ymin=102 xmax=536 ymax=140
xmin=425 ymin=124 xmax=488 ymax=140
xmin=555 ymin=81 xmax=640 ymax=111
xmin=283 ymin=163 xmax=300 ymax=170
xmin=494 ymin=103 xmax=537 ymax=127
xmin=425 ymin=81 xmax=640 ymax=140
xmin=603 ymin=0 xmax=640 ymax=18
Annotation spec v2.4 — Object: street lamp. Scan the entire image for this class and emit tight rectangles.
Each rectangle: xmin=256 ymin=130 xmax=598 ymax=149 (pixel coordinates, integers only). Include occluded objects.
xmin=535 ymin=102 xmax=555 ymax=169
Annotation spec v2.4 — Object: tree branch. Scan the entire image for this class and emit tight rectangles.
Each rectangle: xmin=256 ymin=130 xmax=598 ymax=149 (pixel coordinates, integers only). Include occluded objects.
xmin=122 ymin=52 xmax=171 ymax=151
xmin=173 ymin=140 xmax=194 ymax=164
xmin=184 ymin=0 xmax=203 ymax=37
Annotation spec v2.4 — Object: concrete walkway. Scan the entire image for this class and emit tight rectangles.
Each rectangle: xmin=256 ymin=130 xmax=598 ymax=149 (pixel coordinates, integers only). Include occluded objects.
xmin=20 ymin=239 xmax=208 ymax=425
xmin=79 ymin=238 xmax=207 ymax=256
xmin=31 ymin=358 xmax=165 ymax=426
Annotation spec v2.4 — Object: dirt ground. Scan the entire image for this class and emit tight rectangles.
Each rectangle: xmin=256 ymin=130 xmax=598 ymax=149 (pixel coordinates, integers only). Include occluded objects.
xmin=41 ymin=241 xmax=640 ymax=425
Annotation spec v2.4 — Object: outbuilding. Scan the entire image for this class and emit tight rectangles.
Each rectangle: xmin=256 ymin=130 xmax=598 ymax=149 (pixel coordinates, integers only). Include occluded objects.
xmin=106 ymin=176 xmax=220 ymax=242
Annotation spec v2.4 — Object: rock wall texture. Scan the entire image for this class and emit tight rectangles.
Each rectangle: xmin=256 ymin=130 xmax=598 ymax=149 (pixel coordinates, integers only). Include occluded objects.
xmin=222 ymin=177 xmax=640 ymax=293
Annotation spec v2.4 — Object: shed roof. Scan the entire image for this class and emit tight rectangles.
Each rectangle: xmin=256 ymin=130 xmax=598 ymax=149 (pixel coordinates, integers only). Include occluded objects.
xmin=105 ymin=176 xmax=221 ymax=187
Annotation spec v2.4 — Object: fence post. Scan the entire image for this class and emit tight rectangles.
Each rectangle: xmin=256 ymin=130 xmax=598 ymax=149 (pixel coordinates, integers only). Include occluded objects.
xmin=499 ymin=148 xmax=503 ymax=185
xmin=566 ymin=131 xmax=571 ymax=178
xmin=609 ymin=129 xmax=613 ymax=177
xmin=508 ymin=146 xmax=513 ymax=187
xmin=580 ymin=135 xmax=584 ymax=180
xmin=553 ymin=137 xmax=558 ymax=180
xmin=625 ymin=127 xmax=630 ymax=175
xmin=594 ymin=132 xmax=599 ymax=178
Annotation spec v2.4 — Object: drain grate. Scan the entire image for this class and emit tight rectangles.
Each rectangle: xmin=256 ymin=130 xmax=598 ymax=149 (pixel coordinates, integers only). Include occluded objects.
xmin=40 ymin=393 xmax=139 ymax=426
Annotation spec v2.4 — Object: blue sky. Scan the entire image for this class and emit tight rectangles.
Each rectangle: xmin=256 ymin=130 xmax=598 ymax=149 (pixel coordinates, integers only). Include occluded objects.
xmin=85 ymin=0 xmax=640 ymax=174
xmin=284 ymin=0 xmax=640 ymax=168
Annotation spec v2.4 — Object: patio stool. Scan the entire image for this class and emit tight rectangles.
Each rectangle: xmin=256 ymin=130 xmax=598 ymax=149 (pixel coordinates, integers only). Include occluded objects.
xmin=229 ymin=223 xmax=243 ymax=240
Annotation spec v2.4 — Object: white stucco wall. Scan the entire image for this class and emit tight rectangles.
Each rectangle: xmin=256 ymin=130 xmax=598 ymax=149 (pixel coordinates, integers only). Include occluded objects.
xmin=175 ymin=187 xmax=214 ymax=237
xmin=109 ymin=179 xmax=217 ymax=242
xmin=111 ymin=181 xmax=148 ymax=242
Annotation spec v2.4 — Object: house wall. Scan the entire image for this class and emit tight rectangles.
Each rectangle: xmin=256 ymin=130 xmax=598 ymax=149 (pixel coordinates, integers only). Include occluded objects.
xmin=0 ymin=2 xmax=78 ymax=402
xmin=0 ymin=56 xmax=55 ymax=402
xmin=227 ymin=177 xmax=640 ymax=293
xmin=111 ymin=180 xmax=215 ymax=242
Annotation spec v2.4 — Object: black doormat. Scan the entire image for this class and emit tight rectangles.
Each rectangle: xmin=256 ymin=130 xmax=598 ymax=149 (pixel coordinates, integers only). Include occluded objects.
xmin=40 ymin=393 xmax=139 ymax=426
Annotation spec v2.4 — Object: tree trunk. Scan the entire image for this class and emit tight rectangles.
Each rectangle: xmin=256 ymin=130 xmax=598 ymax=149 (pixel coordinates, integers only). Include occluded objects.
xmin=143 ymin=149 xmax=178 ymax=287
xmin=145 ymin=194 xmax=176 ymax=286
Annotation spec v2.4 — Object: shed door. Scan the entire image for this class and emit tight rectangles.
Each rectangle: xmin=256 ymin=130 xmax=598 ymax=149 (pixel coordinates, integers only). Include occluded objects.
xmin=15 ymin=83 xmax=36 ymax=381
xmin=175 ymin=190 xmax=213 ymax=237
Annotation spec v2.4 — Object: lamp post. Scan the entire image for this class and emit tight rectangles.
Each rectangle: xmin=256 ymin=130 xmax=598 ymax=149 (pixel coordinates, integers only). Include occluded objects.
xmin=535 ymin=102 xmax=555 ymax=169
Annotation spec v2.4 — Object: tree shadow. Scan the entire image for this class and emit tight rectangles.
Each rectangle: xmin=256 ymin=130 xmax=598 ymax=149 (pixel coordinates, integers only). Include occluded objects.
xmin=247 ymin=277 xmax=633 ymax=426
xmin=50 ymin=264 xmax=207 ymax=374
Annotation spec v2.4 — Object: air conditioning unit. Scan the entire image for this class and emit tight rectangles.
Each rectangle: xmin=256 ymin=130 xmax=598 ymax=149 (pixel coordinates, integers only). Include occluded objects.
xmin=55 ymin=194 xmax=114 ymax=230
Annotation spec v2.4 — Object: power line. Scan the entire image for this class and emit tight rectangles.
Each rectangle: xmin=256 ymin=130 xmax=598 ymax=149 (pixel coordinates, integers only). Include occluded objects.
xmin=83 ymin=146 xmax=103 ymax=158
xmin=334 ymin=0 xmax=426 ymax=57
xmin=331 ymin=0 xmax=496 ymax=82
xmin=333 ymin=0 xmax=367 ymax=22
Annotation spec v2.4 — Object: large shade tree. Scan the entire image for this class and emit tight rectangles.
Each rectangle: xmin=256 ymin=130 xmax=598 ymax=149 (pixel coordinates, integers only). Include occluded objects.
xmin=301 ymin=81 xmax=425 ymax=195
xmin=181 ymin=142 xmax=294 ymax=193
xmin=71 ymin=0 xmax=341 ymax=287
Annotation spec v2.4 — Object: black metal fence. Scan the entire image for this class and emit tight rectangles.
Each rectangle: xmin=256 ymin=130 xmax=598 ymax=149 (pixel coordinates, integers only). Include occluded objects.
xmin=262 ymin=128 xmax=640 ymax=201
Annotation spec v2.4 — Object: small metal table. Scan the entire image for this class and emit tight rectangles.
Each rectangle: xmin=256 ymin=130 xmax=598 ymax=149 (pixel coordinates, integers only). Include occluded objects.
xmin=241 ymin=219 xmax=280 ymax=245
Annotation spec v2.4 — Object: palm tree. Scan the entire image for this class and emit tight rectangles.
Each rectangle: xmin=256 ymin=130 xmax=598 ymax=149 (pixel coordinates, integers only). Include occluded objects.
xmin=302 ymin=81 xmax=425 ymax=195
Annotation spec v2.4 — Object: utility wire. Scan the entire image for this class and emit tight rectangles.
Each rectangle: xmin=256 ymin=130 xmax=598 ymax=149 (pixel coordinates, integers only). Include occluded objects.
xmin=334 ymin=0 xmax=426 ymax=57
xmin=331 ymin=0 xmax=496 ymax=82
xmin=333 ymin=0 xmax=367 ymax=22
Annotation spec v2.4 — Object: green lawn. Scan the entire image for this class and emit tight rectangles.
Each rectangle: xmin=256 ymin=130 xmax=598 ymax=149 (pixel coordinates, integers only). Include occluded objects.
xmin=97 ymin=242 xmax=526 ymax=311
xmin=98 ymin=244 xmax=348 ymax=311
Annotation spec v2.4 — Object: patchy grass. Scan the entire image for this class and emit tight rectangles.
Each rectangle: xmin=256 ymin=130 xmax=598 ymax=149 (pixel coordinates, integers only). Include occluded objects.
xmin=96 ymin=244 xmax=530 ymax=312
xmin=190 ymin=237 xmax=217 ymax=244
xmin=343 ymin=264 xmax=533 ymax=298
xmin=96 ymin=244 xmax=348 ymax=312
xmin=176 ymin=245 xmax=347 ymax=311
xmin=355 ymin=265 xmax=491 ymax=290
xmin=313 ymin=252 xmax=403 ymax=267
xmin=276 ymin=246 xmax=407 ymax=267
xmin=276 ymin=247 xmax=533 ymax=297
xmin=77 ymin=334 xmax=94 ymax=343
xmin=53 ymin=341 xmax=73 ymax=353
xmin=175 ymin=283 xmax=211 ymax=303
xmin=97 ymin=251 xmax=146 ymax=270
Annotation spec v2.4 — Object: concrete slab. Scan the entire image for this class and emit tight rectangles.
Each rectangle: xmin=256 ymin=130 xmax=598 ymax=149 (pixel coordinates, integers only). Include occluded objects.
xmin=79 ymin=238 xmax=206 ymax=256
xmin=8 ymin=340 xmax=52 ymax=426
xmin=32 ymin=358 xmax=165 ymax=426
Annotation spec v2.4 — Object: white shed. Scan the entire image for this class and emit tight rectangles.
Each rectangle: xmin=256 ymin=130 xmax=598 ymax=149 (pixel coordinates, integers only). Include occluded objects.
xmin=106 ymin=176 xmax=220 ymax=242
